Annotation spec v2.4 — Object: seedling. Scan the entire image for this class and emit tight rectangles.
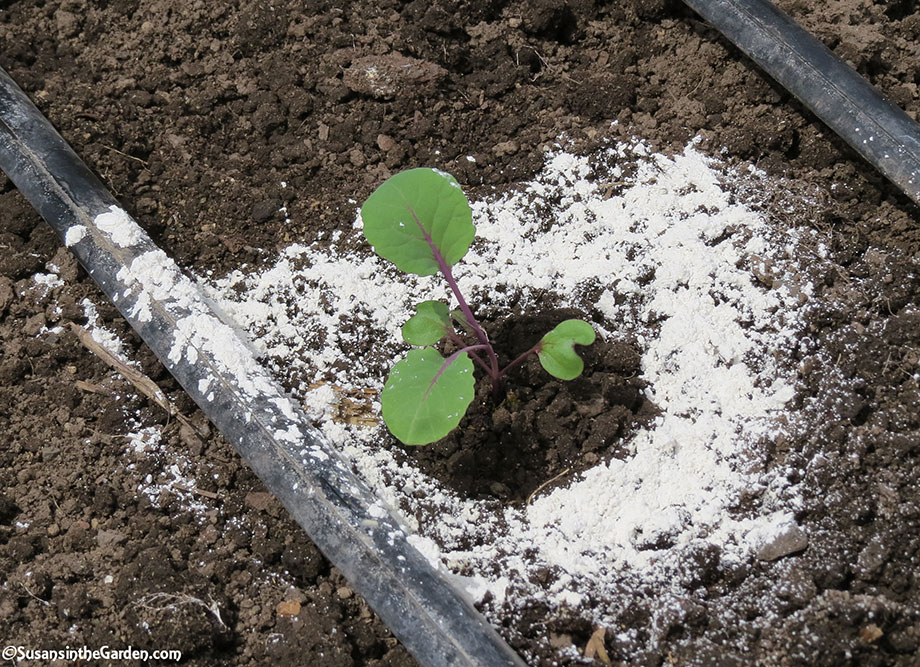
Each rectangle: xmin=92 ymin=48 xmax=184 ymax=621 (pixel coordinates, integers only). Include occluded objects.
xmin=361 ymin=168 xmax=595 ymax=445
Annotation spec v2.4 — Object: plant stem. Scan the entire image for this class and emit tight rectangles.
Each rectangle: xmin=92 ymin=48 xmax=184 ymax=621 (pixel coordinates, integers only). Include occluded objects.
xmin=447 ymin=329 xmax=490 ymax=374
xmin=408 ymin=205 xmax=501 ymax=379
xmin=440 ymin=262 xmax=500 ymax=373
xmin=500 ymin=341 xmax=542 ymax=376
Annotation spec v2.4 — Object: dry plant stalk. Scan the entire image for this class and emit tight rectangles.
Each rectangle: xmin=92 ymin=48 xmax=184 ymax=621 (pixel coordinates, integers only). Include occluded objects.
xmin=69 ymin=323 xmax=205 ymax=436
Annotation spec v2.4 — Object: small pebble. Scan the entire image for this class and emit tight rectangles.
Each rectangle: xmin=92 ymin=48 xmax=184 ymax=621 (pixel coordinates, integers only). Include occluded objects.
xmin=757 ymin=524 xmax=808 ymax=561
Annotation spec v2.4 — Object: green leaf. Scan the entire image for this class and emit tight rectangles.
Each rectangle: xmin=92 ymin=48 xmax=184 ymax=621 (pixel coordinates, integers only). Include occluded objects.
xmin=402 ymin=301 xmax=451 ymax=346
xmin=381 ymin=348 xmax=476 ymax=446
xmin=361 ymin=168 xmax=475 ymax=276
xmin=537 ymin=319 xmax=596 ymax=381
xmin=450 ymin=308 xmax=474 ymax=335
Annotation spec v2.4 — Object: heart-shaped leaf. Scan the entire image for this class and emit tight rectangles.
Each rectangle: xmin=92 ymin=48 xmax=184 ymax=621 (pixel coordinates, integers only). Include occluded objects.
xmin=537 ymin=319 xmax=596 ymax=380
xmin=361 ymin=168 xmax=475 ymax=276
xmin=381 ymin=348 xmax=476 ymax=445
xmin=402 ymin=300 xmax=451 ymax=346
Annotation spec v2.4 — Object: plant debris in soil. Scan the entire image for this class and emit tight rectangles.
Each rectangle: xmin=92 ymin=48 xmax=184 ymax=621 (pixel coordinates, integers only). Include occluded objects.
xmin=2 ymin=0 xmax=920 ymax=665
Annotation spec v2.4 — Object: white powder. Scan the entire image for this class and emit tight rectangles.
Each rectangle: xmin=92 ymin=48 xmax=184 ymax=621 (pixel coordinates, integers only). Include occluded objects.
xmin=64 ymin=224 xmax=88 ymax=247
xmin=126 ymin=425 xmax=161 ymax=454
xmin=367 ymin=501 xmax=388 ymax=519
xmin=204 ymin=245 xmax=437 ymax=386
xmin=202 ymin=139 xmax=819 ymax=643
xmin=101 ymin=211 xmax=342 ymax=472
xmin=123 ymin=421 xmax=209 ymax=515
xmin=114 ymin=248 xmax=266 ymax=397
xmin=81 ymin=298 xmax=136 ymax=366
xmin=745 ymin=511 xmax=799 ymax=550
xmin=94 ymin=205 xmax=145 ymax=247
xmin=32 ymin=272 xmax=64 ymax=291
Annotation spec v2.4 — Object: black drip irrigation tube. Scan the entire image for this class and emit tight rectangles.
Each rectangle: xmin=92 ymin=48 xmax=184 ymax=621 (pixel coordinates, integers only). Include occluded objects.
xmin=6 ymin=3 xmax=916 ymax=659
xmin=682 ymin=0 xmax=920 ymax=206
xmin=0 ymin=67 xmax=525 ymax=667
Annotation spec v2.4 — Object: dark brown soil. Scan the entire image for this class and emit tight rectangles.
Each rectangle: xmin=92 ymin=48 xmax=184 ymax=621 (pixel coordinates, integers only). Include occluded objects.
xmin=396 ymin=308 xmax=654 ymax=503
xmin=1 ymin=0 xmax=919 ymax=665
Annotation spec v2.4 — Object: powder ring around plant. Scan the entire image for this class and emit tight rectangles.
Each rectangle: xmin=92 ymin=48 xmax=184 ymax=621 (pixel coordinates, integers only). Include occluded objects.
xmin=360 ymin=168 xmax=597 ymax=446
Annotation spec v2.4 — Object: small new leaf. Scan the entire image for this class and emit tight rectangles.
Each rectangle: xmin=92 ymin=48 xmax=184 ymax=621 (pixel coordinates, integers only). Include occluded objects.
xmin=381 ymin=348 xmax=476 ymax=445
xmin=361 ymin=168 xmax=475 ymax=276
xmin=402 ymin=301 xmax=451 ymax=346
xmin=537 ymin=319 xmax=596 ymax=381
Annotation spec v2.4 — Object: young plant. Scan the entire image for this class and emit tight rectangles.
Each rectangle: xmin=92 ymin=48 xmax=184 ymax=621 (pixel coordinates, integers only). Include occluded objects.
xmin=361 ymin=168 xmax=595 ymax=446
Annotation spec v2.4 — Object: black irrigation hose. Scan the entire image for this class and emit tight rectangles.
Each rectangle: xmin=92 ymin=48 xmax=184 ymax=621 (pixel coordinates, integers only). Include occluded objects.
xmin=0 ymin=67 xmax=525 ymax=667
xmin=683 ymin=0 xmax=920 ymax=206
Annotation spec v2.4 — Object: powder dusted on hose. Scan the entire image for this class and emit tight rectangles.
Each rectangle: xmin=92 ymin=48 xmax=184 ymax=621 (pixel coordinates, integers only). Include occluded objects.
xmin=88 ymin=205 xmax=347 ymax=471
xmin=94 ymin=205 xmax=145 ymax=248
xmin=64 ymin=224 xmax=87 ymax=247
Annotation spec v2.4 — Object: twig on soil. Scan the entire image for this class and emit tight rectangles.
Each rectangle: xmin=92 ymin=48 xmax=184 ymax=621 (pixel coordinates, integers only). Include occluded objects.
xmin=20 ymin=583 xmax=50 ymax=607
xmin=47 ymin=493 xmax=63 ymax=516
xmin=69 ymin=323 xmax=206 ymax=437
xmin=74 ymin=379 xmax=108 ymax=394
xmin=173 ymin=484 xmax=220 ymax=500
xmin=134 ymin=592 xmax=227 ymax=629
xmin=98 ymin=143 xmax=149 ymax=167
xmin=584 ymin=626 xmax=611 ymax=665
xmin=70 ymin=323 xmax=169 ymax=411
xmin=88 ymin=430 xmax=121 ymax=444
xmin=526 ymin=467 xmax=572 ymax=505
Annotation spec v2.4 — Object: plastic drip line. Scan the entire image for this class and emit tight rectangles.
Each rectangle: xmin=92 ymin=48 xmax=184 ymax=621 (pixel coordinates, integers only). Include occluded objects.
xmin=683 ymin=0 xmax=920 ymax=206
xmin=0 ymin=66 xmax=525 ymax=667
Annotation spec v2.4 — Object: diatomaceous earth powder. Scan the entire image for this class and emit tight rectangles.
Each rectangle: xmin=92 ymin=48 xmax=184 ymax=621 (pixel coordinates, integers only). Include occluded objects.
xmin=202 ymin=139 xmax=825 ymax=657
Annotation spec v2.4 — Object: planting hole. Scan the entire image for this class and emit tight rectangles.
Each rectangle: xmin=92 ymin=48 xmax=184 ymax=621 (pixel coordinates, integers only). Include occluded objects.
xmin=388 ymin=308 xmax=655 ymax=502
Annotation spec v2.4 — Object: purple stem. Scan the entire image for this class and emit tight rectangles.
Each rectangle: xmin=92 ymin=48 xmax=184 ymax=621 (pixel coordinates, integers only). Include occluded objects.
xmin=447 ymin=329 xmax=490 ymax=374
xmin=424 ymin=344 xmax=490 ymax=399
xmin=500 ymin=341 xmax=543 ymax=376
xmin=407 ymin=205 xmax=501 ymax=379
